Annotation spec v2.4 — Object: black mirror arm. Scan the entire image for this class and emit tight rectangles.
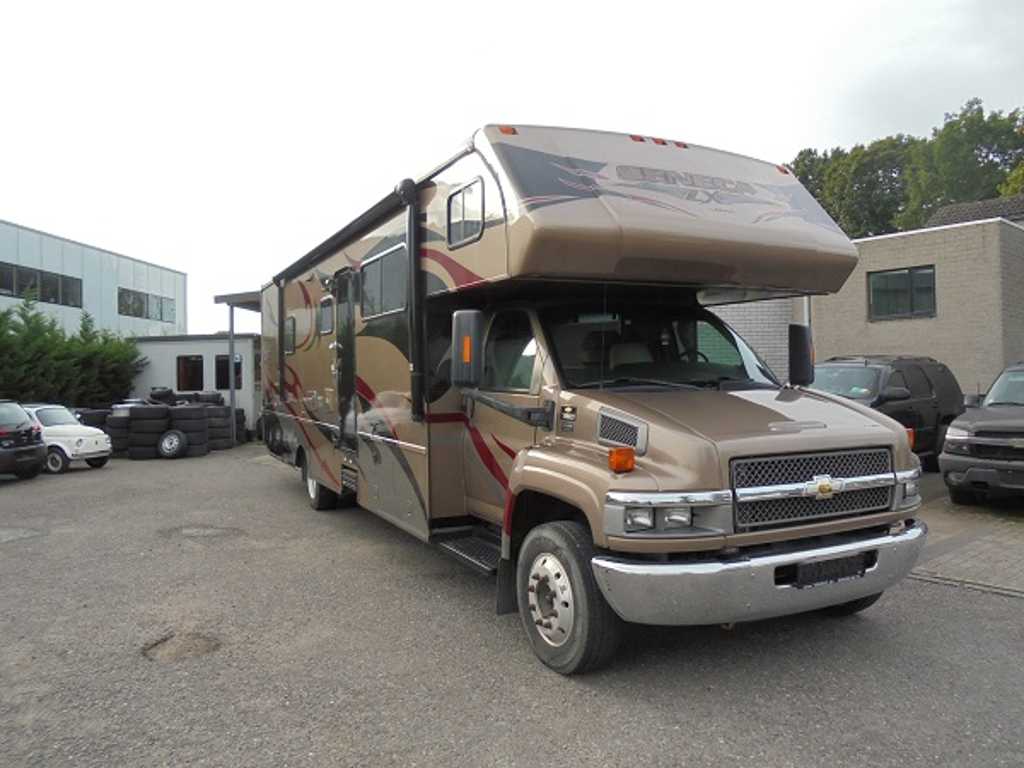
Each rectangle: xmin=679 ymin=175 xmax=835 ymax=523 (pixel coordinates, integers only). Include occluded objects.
xmin=463 ymin=390 xmax=554 ymax=430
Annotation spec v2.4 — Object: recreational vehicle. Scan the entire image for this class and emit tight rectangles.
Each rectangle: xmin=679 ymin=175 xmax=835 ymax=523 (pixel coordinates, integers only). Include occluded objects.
xmin=261 ymin=125 xmax=926 ymax=674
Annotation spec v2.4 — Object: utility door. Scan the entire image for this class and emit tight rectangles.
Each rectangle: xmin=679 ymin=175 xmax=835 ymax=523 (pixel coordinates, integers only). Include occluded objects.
xmin=463 ymin=310 xmax=540 ymax=524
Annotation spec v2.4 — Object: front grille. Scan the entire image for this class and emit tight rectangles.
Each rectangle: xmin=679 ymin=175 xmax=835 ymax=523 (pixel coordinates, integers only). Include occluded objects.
xmin=975 ymin=431 xmax=1024 ymax=440
xmin=736 ymin=486 xmax=893 ymax=530
xmin=732 ymin=448 xmax=892 ymax=489
xmin=732 ymin=448 xmax=893 ymax=532
xmin=972 ymin=444 xmax=1024 ymax=462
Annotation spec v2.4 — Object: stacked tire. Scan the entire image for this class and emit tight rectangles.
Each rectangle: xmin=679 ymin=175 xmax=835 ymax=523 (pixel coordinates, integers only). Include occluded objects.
xmin=205 ymin=405 xmax=234 ymax=451
xmin=233 ymin=408 xmax=248 ymax=443
xmin=127 ymin=405 xmax=170 ymax=460
xmin=104 ymin=412 xmax=130 ymax=457
xmin=170 ymin=405 xmax=210 ymax=458
xmin=78 ymin=408 xmax=111 ymax=429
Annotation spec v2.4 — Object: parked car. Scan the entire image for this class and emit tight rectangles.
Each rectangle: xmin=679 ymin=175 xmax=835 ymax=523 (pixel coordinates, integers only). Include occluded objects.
xmin=813 ymin=355 xmax=964 ymax=469
xmin=939 ymin=363 xmax=1024 ymax=504
xmin=22 ymin=404 xmax=112 ymax=474
xmin=0 ymin=400 xmax=46 ymax=479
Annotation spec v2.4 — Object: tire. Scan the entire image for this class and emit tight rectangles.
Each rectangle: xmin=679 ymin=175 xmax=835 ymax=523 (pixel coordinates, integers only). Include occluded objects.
xmin=208 ymin=438 xmax=234 ymax=451
xmin=182 ymin=430 xmax=208 ymax=446
xmin=111 ymin=439 xmax=130 ymax=452
xmin=105 ymin=427 xmax=129 ymax=440
xmin=86 ymin=457 xmax=109 ymax=469
xmin=823 ymin=592 xmax=883 ymax=616
xmin=516 ymin=521 xmax=622 ymax=675
xmin=204 ymin=405 xmax=230 ymax=418
xmin=128 ymin=405 xmax=170 ymax=419
xmin=173 ymin=419 xmax=209 ymax=433
xmin=197 ymin=392 xmax=224 ymax=405
xmin=15 ymin=462 xmax=43 ymax=479
xmin=128 ymin=446 xmax=159 ymax=460
xmin=45 ymin=447 xmax=70 ymax=474
xmin=186 ymin=444 xmax=210 ymax=458
xmin=169 ymin=405 xmax=207 ymax=420
xmin=208 ymin=428 xmax=232 ymax=440
xmin=130 ymin=418 xmax=170 ymax=434
xmin=949 ymin=487 xmax=978 ymax=506
xmin=207 ymin=417 xmax=231 ymax=429
xmin=128 ymin=432 xmax=161 ymax=448
xmin=301 ymin=458 xmax=338 ymax=511
xmin=157 ymin=429 xmax=189 ymax=459
xmin=106 ymin=415 xmax=130 ymax=429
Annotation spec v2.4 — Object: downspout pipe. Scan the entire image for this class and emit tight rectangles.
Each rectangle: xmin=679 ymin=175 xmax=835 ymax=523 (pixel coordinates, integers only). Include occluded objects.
xmin=397 ymin=178 xmax=425 ymax=422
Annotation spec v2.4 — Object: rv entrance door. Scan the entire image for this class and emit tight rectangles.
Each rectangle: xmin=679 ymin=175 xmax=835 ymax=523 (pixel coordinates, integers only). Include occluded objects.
xmin=335 ymin=269 xmax=357 ymax=456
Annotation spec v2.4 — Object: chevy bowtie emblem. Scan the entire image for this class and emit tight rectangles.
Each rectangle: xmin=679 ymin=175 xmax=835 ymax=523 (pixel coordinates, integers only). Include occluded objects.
xmin=805 ymin=474 xmax=843 ymax=500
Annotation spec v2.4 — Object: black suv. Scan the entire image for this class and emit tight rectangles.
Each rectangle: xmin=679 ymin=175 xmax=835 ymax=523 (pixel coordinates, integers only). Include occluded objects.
xmin=0 ymin=400 xmax=46 ymax=479
xmin=939 ymin=362 xmax=1024 ymax=503
xmin=813 ymin=355 xmax=964 ymax=468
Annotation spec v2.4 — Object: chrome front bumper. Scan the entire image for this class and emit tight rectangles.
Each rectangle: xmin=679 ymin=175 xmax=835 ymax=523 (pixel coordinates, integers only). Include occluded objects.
xmin=591 ymin=521 xmax=927 ymax=626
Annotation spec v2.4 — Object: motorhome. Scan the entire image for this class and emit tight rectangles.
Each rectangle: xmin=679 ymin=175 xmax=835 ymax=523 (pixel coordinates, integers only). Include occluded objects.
xmin=261 ymin=125 xmax=926 ymax=674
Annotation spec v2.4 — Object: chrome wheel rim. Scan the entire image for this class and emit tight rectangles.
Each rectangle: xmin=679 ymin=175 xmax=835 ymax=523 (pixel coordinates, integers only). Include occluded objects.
xmin=527 ymin=552 xmax=575 ymax=647
xmin=307 ymin=475 xmax=318 ymax=499
xmin=162 ymin=434 xmax=180 ymax=453
xmin=46 ymin=452 xmax=63 ymax=473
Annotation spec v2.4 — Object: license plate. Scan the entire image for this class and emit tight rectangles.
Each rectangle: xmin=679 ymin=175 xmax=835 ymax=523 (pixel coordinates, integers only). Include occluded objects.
xmin=796 ymin=553 xmax=870 ymax=587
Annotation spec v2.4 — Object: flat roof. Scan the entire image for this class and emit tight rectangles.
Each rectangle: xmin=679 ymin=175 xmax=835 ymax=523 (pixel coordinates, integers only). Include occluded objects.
xmin=130 ymin=333 xmax=259 ymax=343
xmin=853 ymin=216 xmax=1024 ymax=243
xmin=0 ymin=217 xmax=187 ymax=277
xmin=214 ymin=291 xmax=261 ymax=312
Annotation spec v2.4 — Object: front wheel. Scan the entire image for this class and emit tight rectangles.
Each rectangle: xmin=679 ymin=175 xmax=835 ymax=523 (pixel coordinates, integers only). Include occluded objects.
xmin=15 ymin=462 xmax=43 ymax=480
xmin=45 ymin=447 xmax=70 ymax=474
xmin=86 ymin=457 xmax=109 ymax=469
xmin=516 ymin=521 xmax=622 ymax=675
xmin=301 ymin=458 xmax=338 ymax=511
xmin=949 ymin=487 xmax=978 ymax=506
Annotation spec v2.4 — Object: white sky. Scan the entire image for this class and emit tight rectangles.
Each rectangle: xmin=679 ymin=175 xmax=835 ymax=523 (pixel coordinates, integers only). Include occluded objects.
xmin=1 ymin=0 xmax=1021 ymax=334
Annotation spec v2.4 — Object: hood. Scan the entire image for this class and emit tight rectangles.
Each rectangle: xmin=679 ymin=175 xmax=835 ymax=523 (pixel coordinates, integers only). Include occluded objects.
xmin=581 ymin=386 xmax=901 ymax=463
xmin=955 ymin=406 xmax=1024 ymax=433
xmin=43 ymin=424 xmax=106 ymax=439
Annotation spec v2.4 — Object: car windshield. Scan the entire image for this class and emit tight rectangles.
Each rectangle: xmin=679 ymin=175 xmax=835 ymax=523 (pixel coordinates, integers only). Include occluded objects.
xmin=984 ymin=370 xmax=1024 ymax=406
xmin=540 ymin=301 xmax=777 ymax=390
xmin=34 ymin=407 xmax=80 ymax=427
xmin=813 ymin=365 xmax=881 ymax=399
xmin=0 ymin=402 xmax=31 ymax=429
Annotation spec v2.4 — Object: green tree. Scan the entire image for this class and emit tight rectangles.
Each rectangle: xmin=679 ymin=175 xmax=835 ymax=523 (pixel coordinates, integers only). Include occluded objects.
xmin=998 ymin=161 xmax=1024 ymax=197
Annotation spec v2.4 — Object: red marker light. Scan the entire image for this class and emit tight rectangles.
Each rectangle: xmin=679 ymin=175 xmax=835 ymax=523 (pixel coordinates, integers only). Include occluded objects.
xmin=629 ymin=135 xmax=645 ymax=142
xmin=674 ymin=140 xmax=688 ymax=148
xmin=652 ymin=138 xmax=667 ymax=146
xmin=776 ymin=164 xmax=791 ymax=175
xmin=498 ymin=125 xmax=518 ymax=135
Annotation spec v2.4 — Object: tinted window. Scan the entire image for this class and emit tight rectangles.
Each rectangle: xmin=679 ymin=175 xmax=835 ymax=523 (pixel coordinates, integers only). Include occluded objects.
xmin=16 ymin=266 xmax=39 ymax=298
xmin=0 ymin=263 xmax=13 ymax=296
xmin=0 ymin=402 xmax=29 ymax=428
xmin=176 ymin=355 xmax=204 ymax=391
xmin=381 ymin=247 xmax=407 ymax=313
xmin=284 ymin=316 xmax=296 ymax=354
xmin=318 ymin=298 xmax=334 ymax=335
xmin=985 ymin=370 xmax=1024 ymax=407
xmin=904 ymin=365 xmax=932 ymax=398
xmin=361 ymin=260 xmax=382 ymax=317
xmin=813 ymin=365 xmax=881 ymax=399
xmin=215 ymin=354 xmax=242 ymax=390
xmin=40 ymin=271 xmax=61 ymax=303
xmin=35 ymin=407 xmax=79 ymax=426
xmin=888 ymin=370 xmax=909 ymax=389
xmin=482 ymin=312 xmax=536 ymax=391
xmin=62 ymin=275 xmax=82 ymax=308
xmin=447 ymin=179 xmax=484 ymax=247
xmin=868 ymin=266 xmax=935 ymax=320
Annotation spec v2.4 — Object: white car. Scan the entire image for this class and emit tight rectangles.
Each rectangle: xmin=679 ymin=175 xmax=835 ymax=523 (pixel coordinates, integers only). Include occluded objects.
xmin=23 ymin=404 xmax=112 ymax=474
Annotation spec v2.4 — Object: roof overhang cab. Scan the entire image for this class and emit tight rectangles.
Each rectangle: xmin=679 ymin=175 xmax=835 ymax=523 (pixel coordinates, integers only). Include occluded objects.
xmin=478 ymin=125 xmax=858 ymax=296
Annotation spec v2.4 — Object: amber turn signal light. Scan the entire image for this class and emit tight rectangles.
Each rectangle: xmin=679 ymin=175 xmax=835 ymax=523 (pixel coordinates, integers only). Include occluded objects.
xmin=608 ymin=447 xmax=636 ymax=473
xmin=906 ymin=428 xmax=915 ymax=450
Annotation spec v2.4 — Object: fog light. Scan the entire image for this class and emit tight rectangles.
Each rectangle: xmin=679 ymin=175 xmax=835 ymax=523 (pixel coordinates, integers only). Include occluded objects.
xmin=661 ymin=507 xmax=692 ymax=528
xmin=624 ymin=506 xmax=655 ymax=532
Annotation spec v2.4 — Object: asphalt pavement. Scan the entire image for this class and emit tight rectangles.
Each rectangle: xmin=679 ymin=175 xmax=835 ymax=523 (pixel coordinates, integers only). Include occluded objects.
xmin=1 ymin=447 xmax=1023 ymax=767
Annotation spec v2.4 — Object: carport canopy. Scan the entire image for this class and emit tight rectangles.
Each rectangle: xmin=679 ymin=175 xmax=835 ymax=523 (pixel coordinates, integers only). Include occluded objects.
xmin=213 ymin=290 xmax=261 ymax=443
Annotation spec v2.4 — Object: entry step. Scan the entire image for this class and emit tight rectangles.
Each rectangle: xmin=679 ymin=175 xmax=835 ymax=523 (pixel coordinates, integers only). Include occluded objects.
xmin=437 ymin=535 xmax=501 ymax=575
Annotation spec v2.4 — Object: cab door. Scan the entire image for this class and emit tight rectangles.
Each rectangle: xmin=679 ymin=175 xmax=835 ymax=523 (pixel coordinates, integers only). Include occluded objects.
xmin=463 ymin=310 xmax=540 ymax=524
xmin=904 ymin=364 xmax=939 ymax=452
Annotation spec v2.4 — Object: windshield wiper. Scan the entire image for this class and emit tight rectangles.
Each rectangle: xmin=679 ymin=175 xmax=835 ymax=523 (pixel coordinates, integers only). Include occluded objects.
xmin=985 ymin=401 xmax=1024 ymax=407
xmin=574 ymin=377 xmax=700 ymax=390
xmin=685 ymin=376 xmax=760 ymax=390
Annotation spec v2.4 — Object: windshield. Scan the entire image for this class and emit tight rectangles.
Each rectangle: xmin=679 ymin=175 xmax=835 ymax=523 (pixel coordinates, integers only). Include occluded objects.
xmin=34 ymin=407 xmax=80 ymax=427
xmin=984 ymin=370 xmax=1024 ymax=406
xmin=813 ymin=365 xmax=881 ymax=400
xmin=0 ymin=402 xmax=31 ymax=429
xmin=540 ymin=301 xmax=777 ymax=389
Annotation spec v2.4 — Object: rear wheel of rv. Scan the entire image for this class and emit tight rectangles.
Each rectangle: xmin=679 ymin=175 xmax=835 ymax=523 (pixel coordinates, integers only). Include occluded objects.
xmin=516 ymin=521 xmax=622 ymax=675
xmin=301 ymin=457 xmax=338 ymax=511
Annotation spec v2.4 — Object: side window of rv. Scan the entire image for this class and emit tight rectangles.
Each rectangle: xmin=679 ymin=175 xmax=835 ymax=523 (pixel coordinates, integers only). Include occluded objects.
xmin=284 ymin=316 xmax=296 ymax=354
xmin=482 ymin=311 xmax=536 ymax=392
xmin=447 ymin=179 xmax=484 ymax=248
xmin=318 ymin=297 xmax=334 ymax=335
xmin=361 ymin=246 xmax=407 ymax=318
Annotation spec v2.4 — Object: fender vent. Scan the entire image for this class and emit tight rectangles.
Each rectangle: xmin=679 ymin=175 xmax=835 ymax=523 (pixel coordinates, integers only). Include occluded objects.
xmin=597 ymin=411 xmax=648 ymax=454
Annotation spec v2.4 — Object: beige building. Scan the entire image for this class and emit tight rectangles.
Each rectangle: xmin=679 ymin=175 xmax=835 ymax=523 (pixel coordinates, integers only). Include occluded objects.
xmin=812 ymin=217 xmax=1024 ymax=394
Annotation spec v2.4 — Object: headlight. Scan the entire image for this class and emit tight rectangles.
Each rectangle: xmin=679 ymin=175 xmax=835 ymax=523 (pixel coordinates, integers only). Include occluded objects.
xmin=903 ymin=478 xmax=919 ymax=498
xmin=623 ymin=507 xmax=655 ymax=532
xmin=75 ymin=438 xmax=84 ymax=448
xmin=945 ymin=427 xmax=969 ymax=441
xmin=660 ymin=507 xmax=692 ymax=528
xmin=943 ymin=426 xmax=970 ymax=455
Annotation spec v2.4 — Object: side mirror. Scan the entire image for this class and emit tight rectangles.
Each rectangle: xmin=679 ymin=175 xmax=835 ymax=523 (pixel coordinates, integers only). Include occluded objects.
xmin=878 ymin=386 xmax=911 ymax=403
xmin=964 ymin=393 xmax=983 ymax=408
xmin=788 ymin=324 xmax=814 ymax=386
xmin=451 ymin=310 xmax=484 ymax=388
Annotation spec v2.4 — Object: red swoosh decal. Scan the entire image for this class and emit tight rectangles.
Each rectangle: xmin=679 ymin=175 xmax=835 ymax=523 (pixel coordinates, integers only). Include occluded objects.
xmin=421 ymin=247 xmax=486 ymax=289
xmin=280 ymin=364 xmax=335 ymax=481
xmin=426 ymin=411 xmax=509 ymax=490
xmin=491 ymin=434 xmax=517 ymax=460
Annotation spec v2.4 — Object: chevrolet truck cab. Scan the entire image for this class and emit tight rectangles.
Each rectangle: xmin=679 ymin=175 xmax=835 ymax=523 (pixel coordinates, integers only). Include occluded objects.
xmin=262 ymin=125 xmax=926 ymax=673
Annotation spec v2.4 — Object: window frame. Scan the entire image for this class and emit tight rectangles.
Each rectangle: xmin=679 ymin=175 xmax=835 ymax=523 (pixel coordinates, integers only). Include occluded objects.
xmin=61 ymin=275 xmax=83 ymax=308
xmin=318 ymin=296 xmax=335 ymax=335
xmin=15 ymin=266 xmax=40 ymax=299
xmin=176 ymin=354 xmax=205 ymax=391
xmin=867 ymin=265 xmax=936 ymax=321
xmin=0 ymin=262 xmax=13 ymax=296
xmin=360 ymin=243 xmax=407 ymax=320
xmin=284 ymin=316 xmax=297 ymax=355
xmin=215 ymin=353 xmax=243 ymax=390
xmin=480 ymin=309 xmax=540 ymax=395
xmin=446 ymin=177 xmax=485 ymax=250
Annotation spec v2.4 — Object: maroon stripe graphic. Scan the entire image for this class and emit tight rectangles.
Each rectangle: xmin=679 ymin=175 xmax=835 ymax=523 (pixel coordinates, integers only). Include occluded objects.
xmin=422 ymin=247 xmax=487 ymax=289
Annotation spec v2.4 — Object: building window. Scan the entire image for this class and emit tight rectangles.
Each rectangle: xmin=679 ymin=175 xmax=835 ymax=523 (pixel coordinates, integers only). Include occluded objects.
xmin=39 ymin=271 xmax=61 ymax=304
xmin=0 ymin=263 xmax=13 ymax=296
xmin=447 ymin=179 xmax=484 ymax=248
xmin=61 ymin=275 xmax=82 ymax=308
xmin=868 ymin=266 xmax=935 ymax=321
xmin=118 ymin=287 xmax=175 ymax=322
xmin=284 ymin=316 xmax=296 ymax=354
xmin=146 ymin=294 xmax=162 ymax=321
xmin=16 ymin=266 xmax=39 ymax=299
xmin=176 ymin=355 xmax=204 ymax=391
xmin=318 ymin=297 xmax=334 ymax=335
xmin=161 ymin=297 xmax=176 ymax=323
xmin=215 ymin=354 xmax=242 ymax=390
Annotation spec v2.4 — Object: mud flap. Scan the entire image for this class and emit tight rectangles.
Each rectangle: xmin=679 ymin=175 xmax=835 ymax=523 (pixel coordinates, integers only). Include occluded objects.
xmin=496 ymin=556 xmax=517 ymax=614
